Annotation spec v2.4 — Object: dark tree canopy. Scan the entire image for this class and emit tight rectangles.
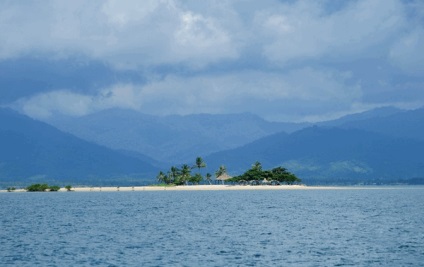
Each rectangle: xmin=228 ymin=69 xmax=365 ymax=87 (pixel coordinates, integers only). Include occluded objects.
xmin=230 ymin=163 xmax=301 ymax=185
xmin=156 ymin=159 xmax=301 ymax=186
xmin=26 ymin=183 xmax=61 ymax=192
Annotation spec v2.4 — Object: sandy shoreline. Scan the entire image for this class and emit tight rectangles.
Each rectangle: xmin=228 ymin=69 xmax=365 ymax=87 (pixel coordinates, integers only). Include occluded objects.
xmin=2 ymin=184 xmax=419 ymax=193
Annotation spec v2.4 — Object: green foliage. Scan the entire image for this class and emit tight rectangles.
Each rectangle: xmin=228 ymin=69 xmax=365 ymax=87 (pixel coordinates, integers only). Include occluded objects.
xmin=156 ymin=159 xmax=301 ymax=186
xmin=49 ymin=185 xmax=61 ymax=191
xmin=189 ymin=173 xmax=203 ymax=184
xmin=205 ymin=173 xmax=212 ymax=185
xmin=195 ymin=156 xmax=206 ymax=170
xmin=26 ymin=184 xmax=61 ymax=192
xmin=179 ymin=164 xmax=192 ymax=185
xmin=7 ymin=187 xmax=16 ymax=192
xmin=215 ymin=165 xmax=227 ymax=178
xmin=65 ymin=185 xmax=72 ymax=191
xmin=157 ymin=158 xmax=205 ymax=185
xmin=230 ymin=162 xmax=301 ymax=185
xmin=26 ymin=183 xmax=50 ymax=192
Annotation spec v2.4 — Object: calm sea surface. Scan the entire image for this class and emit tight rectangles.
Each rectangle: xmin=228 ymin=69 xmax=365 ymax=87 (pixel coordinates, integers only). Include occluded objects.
xmin=1 ymin=187 xmax=424 ymax=266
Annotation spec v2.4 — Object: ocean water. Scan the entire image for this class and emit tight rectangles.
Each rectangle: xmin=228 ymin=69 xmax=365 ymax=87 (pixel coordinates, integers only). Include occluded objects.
xmin=1 ymin=187 xmax=424 ymax=266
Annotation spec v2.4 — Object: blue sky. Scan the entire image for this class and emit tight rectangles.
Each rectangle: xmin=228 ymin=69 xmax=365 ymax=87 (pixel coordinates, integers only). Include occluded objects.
xmin=1 ymin=0 xmax=423 ymax=122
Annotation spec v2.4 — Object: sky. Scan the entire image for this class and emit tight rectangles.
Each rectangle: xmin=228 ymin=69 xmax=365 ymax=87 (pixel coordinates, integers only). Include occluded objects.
xmin=1 ymin=0 xmax=423 ymax=122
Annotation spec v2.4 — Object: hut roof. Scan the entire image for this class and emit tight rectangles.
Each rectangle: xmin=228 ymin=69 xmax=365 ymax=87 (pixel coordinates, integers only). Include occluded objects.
xmin=216 ymin=173 xmax=232 ymax=181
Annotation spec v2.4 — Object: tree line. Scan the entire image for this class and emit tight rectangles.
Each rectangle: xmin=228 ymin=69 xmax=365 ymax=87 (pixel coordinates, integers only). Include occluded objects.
xmin=156 ymin=157 xmax=213 ymax=185
xmin=156 ymin=157 xmax=301 ymax=185
xmin=229 ymin=161 xmax=301 ymax=185
xmin=25 ymin=184 xmax=72 ymax=192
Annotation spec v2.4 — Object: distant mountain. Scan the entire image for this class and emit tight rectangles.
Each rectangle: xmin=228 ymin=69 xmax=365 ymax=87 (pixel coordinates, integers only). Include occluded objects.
xmin=46 ymin=109 xmax=306 ymax=163
xmin=334 ymin=108 xmax=424 ymax=141
xmin=0 ymin=108 xmax=159 ymax=186
xmin=205 ymin=126 xmax=424 ymax=184
xmin=318 ymin=106 xmax=402 ymax=127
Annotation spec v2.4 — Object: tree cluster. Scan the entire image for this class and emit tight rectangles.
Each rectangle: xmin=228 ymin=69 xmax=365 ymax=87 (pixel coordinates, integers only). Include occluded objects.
xmin=157 ymin=158 xmax=301 ymax=186
xmin=26 ymin=183 xmax=60 ymax=192
xmin=230 ymin=162 xmax=302 ymax=185
xmin=157 ymin=157 xmax=212 ymax=185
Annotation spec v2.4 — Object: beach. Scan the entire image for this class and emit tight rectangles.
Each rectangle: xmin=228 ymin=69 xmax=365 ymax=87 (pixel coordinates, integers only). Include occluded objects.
xmin=2 ymin=184 xmax=409 ymax=192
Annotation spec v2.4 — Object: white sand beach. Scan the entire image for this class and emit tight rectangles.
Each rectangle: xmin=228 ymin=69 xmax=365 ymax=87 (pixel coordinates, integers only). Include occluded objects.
xmin=68 ymin=184 xmax=310 ymax=192
xmin=2 ymin=184 xmax=415 ymax=193
xmin=56 ymin=184 xmax=384 ymax=192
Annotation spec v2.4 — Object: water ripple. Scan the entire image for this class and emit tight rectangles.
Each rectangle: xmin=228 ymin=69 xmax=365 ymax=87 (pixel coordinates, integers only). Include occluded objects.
xmin=1 ymin=188 xmax=424 ymax=266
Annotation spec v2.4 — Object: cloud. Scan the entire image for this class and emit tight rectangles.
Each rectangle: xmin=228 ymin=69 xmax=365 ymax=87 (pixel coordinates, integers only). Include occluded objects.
xmin=136 ymin=68 xmax=363 ymax=122
xmin=0 ymin=0 xmax=239 ymax=69
xmin=16 ymin=85 xmax=143 ymax=120
xmin=2 ymin=0 xmax=424 ymax=122
xmin=16 ymin=68 xmax=362 ymax=122
xmin=0 ymin=0 xmax=421 ymax=70
xmin=258 ymin=0 xmax=406 ymax=64
xmin=389 ymin=29 xmax=424 ymax=75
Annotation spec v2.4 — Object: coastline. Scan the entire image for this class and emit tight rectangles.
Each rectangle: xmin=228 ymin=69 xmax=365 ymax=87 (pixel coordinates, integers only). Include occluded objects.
xmin=2 ymin=184 xmax=421 ymax=193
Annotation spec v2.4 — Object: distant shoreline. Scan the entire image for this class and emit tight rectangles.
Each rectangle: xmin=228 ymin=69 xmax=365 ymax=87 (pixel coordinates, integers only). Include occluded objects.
xmin=2 ymin=184 xmax=423 ymax=193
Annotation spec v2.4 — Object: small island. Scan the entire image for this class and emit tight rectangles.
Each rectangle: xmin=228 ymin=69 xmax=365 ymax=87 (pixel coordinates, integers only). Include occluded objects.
xmin=156 ymin=157 xmax=301 ymax=186
xmin=3 ymin=158 xmax=303 ymax=192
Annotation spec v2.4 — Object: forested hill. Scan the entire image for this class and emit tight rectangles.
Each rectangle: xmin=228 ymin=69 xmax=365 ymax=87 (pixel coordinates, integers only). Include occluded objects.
xmin=329 ymin=108 xmax=424 ymax=141
xmin=205 ymin=126 xmax=424 ymax=184
xmin=0 ymin=108 xmax=158 ymax=185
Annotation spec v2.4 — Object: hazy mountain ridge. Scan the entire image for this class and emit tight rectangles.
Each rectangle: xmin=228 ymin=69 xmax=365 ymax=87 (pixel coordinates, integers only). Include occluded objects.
xmin=335 ymin=108 xmax=424 ymax=141
xmin=2 ymin=106 xmax=424 ymax=185
xmin=0 ymin=108 xmax=159 ymax=185
xmin=318 ymin=107 xmax=403 ymax=127
xmin=205 ymin=126 xmax=424 ymax=184
xmin=46 ymin=109 xmax=301 ymax=163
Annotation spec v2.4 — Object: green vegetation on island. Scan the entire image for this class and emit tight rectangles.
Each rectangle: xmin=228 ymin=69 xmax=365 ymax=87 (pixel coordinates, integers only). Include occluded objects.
xmin=157 ymin=157 xmax=301 ymax=186
xmin=157 ymin=157 xmax=208 ymax=185
xmin=229 ymin=161 xmax=301 ymax=185
xmin=26 ymin=183 xmax=61 ymax=192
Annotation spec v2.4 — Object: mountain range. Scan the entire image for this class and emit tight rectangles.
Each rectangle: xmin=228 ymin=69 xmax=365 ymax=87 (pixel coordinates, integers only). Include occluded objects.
xmin=1 ymin=106 xmax=424 ymax=186
xmin=205 ymin=126 xmax=424 ymax=184
xmin=45 ymin=109 xmax=305 ymax=163
xmin=0 ymin=108 xmax=158 ymax=186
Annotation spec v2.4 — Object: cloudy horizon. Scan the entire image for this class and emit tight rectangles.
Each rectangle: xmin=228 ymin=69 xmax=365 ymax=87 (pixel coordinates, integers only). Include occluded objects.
xmin=1 ymin=0 xmax=423 ymax=122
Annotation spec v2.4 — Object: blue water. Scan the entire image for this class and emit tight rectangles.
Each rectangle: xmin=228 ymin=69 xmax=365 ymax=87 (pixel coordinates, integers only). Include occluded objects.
xmin=1 ymin=187 xmax=424 ymax=266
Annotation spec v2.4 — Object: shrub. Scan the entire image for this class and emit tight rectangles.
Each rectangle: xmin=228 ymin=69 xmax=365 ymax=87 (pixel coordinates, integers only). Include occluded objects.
xmin=26 ymin=183 xmax=49 ymax=192
xmin=49 ymin=185 xmax=61 ymax=191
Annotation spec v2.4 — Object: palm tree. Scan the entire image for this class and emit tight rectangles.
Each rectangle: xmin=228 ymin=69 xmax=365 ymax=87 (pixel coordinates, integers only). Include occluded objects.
xmin=180 ymin=164 xmax=192 ymax=185
xmin=169 ymin=166 xmax=180 ymax=184
xmin=215 ymin=165 xmax=227 ymax=178
xmin=194 ymin=156 xmax=206 ymax=184
xmin=215 ymin=165 xmax=229 ymax=184
xmin=205 ymin=173 xmax=212 ymax=185
xmin=195 ymin=156 xmax=206 ymax=173
xmin=157 ymin=171 xmax=166 ymax=184
xmin=252 ymin=161 xmax=262 ymax=171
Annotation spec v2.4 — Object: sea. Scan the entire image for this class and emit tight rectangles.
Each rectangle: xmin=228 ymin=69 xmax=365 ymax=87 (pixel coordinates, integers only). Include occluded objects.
xmin=1 ymin=187 xmax=424 ymax=266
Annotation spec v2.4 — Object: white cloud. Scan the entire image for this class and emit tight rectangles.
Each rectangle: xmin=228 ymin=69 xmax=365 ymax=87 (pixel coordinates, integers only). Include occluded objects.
xmin=17 ymin=91 xmax=94 ymax=119
xmin=389 ymin=29 xmax=424 ymax=75
xmin=0 ymin=0 xmax=420 ymax=69
xmin=0 ymin=0 xmax=239 ymax=69
xmin=2 ymin=0 xmax=424 ymax=122
xmin=16 ymin=85 xmax=143 ymax=120
xmin=16 ymin=68 xmax=362 ymax=122
xmin=258 ymin=0 xmax=406 ymax=63
xmin=172 ymin=11 xmax=238 ymax=66
xmin=101 ymin=0 xmax=163 ymax=27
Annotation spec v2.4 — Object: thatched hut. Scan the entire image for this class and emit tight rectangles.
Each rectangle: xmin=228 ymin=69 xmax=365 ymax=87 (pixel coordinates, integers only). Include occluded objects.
xmin=216 ymin=173 xmax=232 ymax=184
